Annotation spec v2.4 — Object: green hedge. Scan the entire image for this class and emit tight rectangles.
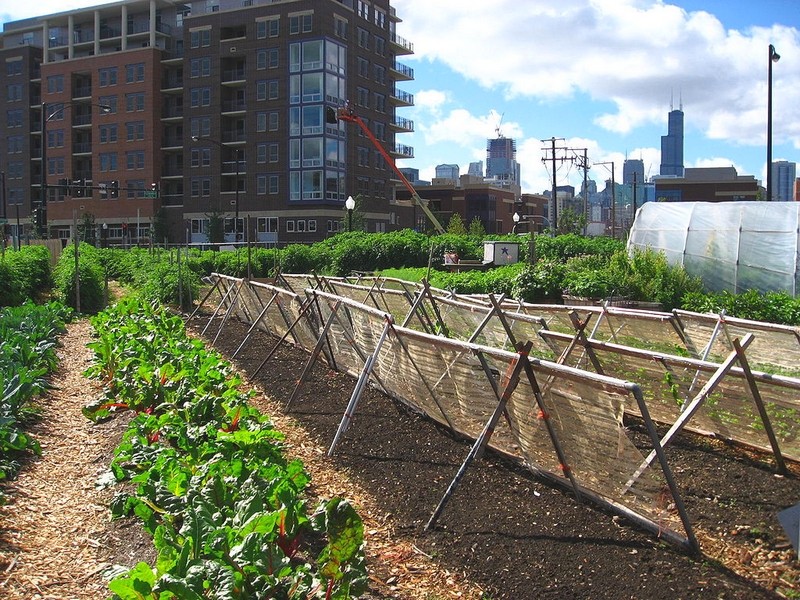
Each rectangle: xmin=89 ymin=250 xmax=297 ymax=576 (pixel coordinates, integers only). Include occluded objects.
xmin=0 ymin=245 xmax=52 ymax=307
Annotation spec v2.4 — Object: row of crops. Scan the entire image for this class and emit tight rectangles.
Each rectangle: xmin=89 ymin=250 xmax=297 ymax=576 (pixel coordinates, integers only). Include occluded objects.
xmin=83 ymin=298 xmax=367 ymax=599
xmin=0 ymin=302 xmax=72 ymax=499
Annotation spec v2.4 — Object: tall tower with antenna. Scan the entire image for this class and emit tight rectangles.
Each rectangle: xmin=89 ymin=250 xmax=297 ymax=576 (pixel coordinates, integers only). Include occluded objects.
xmin=659 ymin=93 xmax=685 ymax=177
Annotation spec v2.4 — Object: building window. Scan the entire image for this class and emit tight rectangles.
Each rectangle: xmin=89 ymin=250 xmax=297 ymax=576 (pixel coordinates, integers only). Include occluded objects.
xmin=374 ymin=64 xmax=385 ymax=85
xmin=99 ymin=152 xmax=118 ymax=172
xmin=190 ymin=28 xmax=211 ymax=48
xmin=269 ymin=143 xmax=279 ymax=163
xmin=357 ymin=57 xmax=369 ymax=78
xmin=6 ymin=109 xmax=23 ymax=128
xmin=374 ymin=93 xmax=386 ymax=113
xmin=269 ymin=80 xmax=279 ymax=100
xmin=99 ymin=67 xmax=118 ymax=87
xmin=308 ymin=219 xmax=317 ymax=232
xmin=47 ymin=129 xmax=64 ymax=148
xmin=297 ymin=220 xmax=306 ymax=232
xmin=289 ymin=13 xmax=312 ymax=34
xmin=374 ymin=8 xmax=386 ymax=28
xmin=269 ymin=112 xmax=279 ymax=131
xmin=258 ymin=217 xmax=279 ymax=233
xmin=357 ymin=27 xmax=369 ymax=49
xmin=190 ymin=117 xmax=211 ymax=138
xmin=357 ymin=146 xmax=369 ymax=167
xmin=257 ymin=17 xmax=279 ymax=38
xmin=357 ymin=87 xmax=369 ymax=107
xmin=334 ymin=16 xmax=348 ymax=40
xmin=190 ymin=57 xmax=211 ymax=78
xmin=99 ymin=95 xmax=118 ymax=113
xmin=47 ymin=75 xmax=64 ymax=93
xmin=190 ymin=147 xmax=211 ymax=167
xmin=302 ymin=73 xmax=322 ymax=102
xmin=99 ymin=124 xmax=118 ymax=143
xmin=289 ymin=139 xmax=300 ymax=168
xmin=6 ymin=60 xmax=22 ymax=76
xmin=125 ymin=92 xmax=145 ymax=112
xmin=256 ymin=112 xmax=267 ymax=132
xmin=256 ymin=143 xmax=267 ymax=164
xmin=257 ymin=174 xmax=267 ymax=195
xmin=302 ymin=40 xmax=323 ymax=69
xmin=286 ymin=219 xmax=295 ymax=232
xmin=125 ymin=63 xmax=145 ymax=83
xmin=357 ymin=0 xmax=369 ymax=19
xmin=375 ymin=36 xmax=386 ymax=56
xmin=7 ymin=84 xmax=22 ymax=102
xmin=190 ymin=87 xmax=211 ymax=107
xmin=302 ymin=170 xmax=323 ymax=199
xmin=126 ymin=121 xmax=145 ymax=141
xmin=126 ymin=151 xmax=145 ymax=170
xmin=191 ymin=177 xmax=211 ymax=197
xmin=7 ymin=135 xmax=23 ymax=153
xmin=47 ymin=157 xmax=64 ymax=176
xmin=269 ymin=175 xmax=279 ymax=194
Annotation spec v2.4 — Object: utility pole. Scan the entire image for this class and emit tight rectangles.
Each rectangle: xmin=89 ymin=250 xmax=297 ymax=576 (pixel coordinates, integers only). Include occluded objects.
xmin=540 ymin=137 xmax=570 ymax=234
xmin=573 ymin=149 xmax=589 ymax=235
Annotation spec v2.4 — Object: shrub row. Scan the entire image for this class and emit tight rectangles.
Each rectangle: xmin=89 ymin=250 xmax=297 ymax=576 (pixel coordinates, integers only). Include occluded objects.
xmin=84 ymin=299 xmax=366 ymax=598
xmin=0 ymin=245 xmax=52 ymax=307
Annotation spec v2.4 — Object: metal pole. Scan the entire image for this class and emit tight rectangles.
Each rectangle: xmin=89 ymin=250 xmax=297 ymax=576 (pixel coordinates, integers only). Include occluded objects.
xmin=348 ymin=208 xmax=353 ymax=232
xmin=235 ymin=147 xmax=240 ymax=242
xmin=550 ymin=137 xmax=557 ymax=234
xmin=767 ymin=44 xmax=780 ymax=202
xmin=40 ymin=102 xmax=47 ymax=237
xmin=73 ymin=209 xmax=80 ymax=314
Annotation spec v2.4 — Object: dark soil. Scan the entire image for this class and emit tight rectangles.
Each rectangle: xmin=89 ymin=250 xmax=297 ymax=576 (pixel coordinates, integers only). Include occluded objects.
xmin=190 ymin=313 xmax=800 ymax=600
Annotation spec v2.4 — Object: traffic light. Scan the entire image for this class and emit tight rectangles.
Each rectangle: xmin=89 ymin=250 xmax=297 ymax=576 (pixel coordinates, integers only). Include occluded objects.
xmin=150 ymin=182 xmax=159 ymax=198
xmin=110 ymin=181 xmax=119 ymax=198
xmin=73 ymin=178 xmax=85 ymax=197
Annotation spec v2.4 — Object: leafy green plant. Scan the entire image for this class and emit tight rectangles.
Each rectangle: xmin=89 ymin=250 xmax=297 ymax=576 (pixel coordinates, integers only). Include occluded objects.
xmin=0 ymin=302 xmax=72 ymax=492
xmin=84 ymin=299 xmax=367 ymax=598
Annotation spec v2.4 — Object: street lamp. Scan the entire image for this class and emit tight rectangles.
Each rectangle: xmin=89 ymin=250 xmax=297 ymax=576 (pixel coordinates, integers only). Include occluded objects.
xmin=191 ymin=135 xmax=243 ymax=242
xmin=767 ymin=44 xmax=780 ymax=202
xmin=512 ymin=211 xmax=520 ymax=234
xmin=345 ymin=195 xmax=355 ymax=232
xmin=40 ymin=101 xmax=110 ymax=237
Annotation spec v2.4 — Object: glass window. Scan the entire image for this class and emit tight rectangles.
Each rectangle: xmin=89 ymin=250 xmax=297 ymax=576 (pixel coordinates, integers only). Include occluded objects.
xmin=302 ymin=170 xmax=322 ymax=199
xmin=289 ymin=43 xmax=301 ymax=73
xmin=302 ymin=40 xmax=322 ymax=70
xmin=302 ymin=138 xmax=323 ymax=167
xmin=302 ymin=73 xmax=322 ymax=102
xmin=302 ymin=105 xmax=323 ymax=135
xmin=289 ymin=139 xmax=300 ymax=168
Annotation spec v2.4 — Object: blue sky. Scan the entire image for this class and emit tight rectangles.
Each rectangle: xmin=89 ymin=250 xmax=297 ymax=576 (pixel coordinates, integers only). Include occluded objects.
xmin=3 ymin=0 xmax=799 ymax=195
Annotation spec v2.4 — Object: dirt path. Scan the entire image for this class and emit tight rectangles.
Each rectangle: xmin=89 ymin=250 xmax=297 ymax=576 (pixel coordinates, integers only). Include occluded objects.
xmin=0 ymin=320 xmax=114 ymax=599
xmin=0 ymin=318 xmax=485 ymax=599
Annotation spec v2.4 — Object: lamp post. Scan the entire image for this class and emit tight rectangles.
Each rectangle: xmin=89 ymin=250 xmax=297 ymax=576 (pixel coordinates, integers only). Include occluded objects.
xmin=40 ymin=101 xmax=110 ymax=237
xmin=345 ymin=195 xmax=355 ymax=232
xmin=191 ymin=135 xmax=243 ymax=242
xmin=767 ymin=44 xmax=780 ymax=202
xmin=512 ymin=211 xmax=520 ymax=234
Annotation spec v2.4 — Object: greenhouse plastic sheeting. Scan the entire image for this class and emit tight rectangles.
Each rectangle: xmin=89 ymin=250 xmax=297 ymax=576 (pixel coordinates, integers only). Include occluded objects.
xmin=627 ymin=201 xmax=800 ymax=294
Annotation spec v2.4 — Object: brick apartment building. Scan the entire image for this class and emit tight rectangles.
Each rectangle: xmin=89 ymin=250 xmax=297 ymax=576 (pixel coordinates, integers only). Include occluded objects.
xmin=0 ymin=0 xmax=416 ymax=245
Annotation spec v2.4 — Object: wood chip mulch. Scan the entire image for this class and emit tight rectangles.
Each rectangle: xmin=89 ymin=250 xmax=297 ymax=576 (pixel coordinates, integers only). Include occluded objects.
xmin=0 ymin=318 xmax=485 ymax=599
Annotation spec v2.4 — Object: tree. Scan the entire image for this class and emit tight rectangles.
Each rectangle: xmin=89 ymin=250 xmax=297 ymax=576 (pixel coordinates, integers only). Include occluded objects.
xmin=151 ymin=207 xmax=170 ymax=245
xmin=78 ymin=212 xmax=97 ymax=245
xmin=205 ymin=208 xmax=226 ymax=244
xmin=447 ymin=213 xmax=467 ymax=235
xmin=556 ymin=207 xmax=587 ymax=236
xmin=468 ymin=216 xmax=486 ymax=237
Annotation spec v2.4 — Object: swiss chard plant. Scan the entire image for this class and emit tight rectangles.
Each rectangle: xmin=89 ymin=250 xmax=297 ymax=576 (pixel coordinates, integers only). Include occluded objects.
xmin=85 ymin=299 xmax=367 ymax=599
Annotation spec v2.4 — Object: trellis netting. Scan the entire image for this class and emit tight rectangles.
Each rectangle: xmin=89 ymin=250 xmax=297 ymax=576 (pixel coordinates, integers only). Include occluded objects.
xmin=627 ymin=201 xmax=800 ymax=294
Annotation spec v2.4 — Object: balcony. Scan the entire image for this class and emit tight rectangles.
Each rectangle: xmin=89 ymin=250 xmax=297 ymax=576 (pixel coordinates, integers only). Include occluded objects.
xmin=391 ymin=88 xmax=414 ymax=107
xmin=221 ymin=100 xmax=246 ymax=114
xmin=390 ymin=61 xmax=414 ymax=81
xmin=390 ymin=116 xmax=414 ymax=132
xmin=389 ymin=33 xmax=413 ymax=55
xmin=222 ymin=69 xmax=246 ymax=84
xmin=391 ymin=143 xmax=414 ymax=159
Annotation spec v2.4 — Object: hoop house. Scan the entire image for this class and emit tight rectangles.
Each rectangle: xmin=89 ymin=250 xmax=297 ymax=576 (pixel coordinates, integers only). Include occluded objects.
xmin=627 ymin=201 xmax=800 ymax=294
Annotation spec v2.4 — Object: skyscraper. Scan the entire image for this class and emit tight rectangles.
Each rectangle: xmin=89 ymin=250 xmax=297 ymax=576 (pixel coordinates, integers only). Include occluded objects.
xmin=0 ymin=0 xmax=415 ymax=244
xmin=435 ymin=164 xmax=460 ymax=182
xmin=486 ymin=136 xmax=521 ymax=196
xmin=468 ymin=161 xmax=484 ymax=177
xmin=623 ymin=159 xmax=645 ymax=185
xmin=660 ymin=105 xmax=684 ymax=177
xmin=771 ymin=160 xmax=797 ymax=202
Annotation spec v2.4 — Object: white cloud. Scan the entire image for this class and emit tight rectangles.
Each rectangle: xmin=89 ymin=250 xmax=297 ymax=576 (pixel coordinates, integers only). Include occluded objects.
xmin=394 ymin=0 xmax=800 ymax=150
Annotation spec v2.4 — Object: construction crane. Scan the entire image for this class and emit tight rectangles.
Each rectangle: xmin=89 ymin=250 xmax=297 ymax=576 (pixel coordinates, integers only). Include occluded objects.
xmin=326 ymin=104 xmax=446 ymax=234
